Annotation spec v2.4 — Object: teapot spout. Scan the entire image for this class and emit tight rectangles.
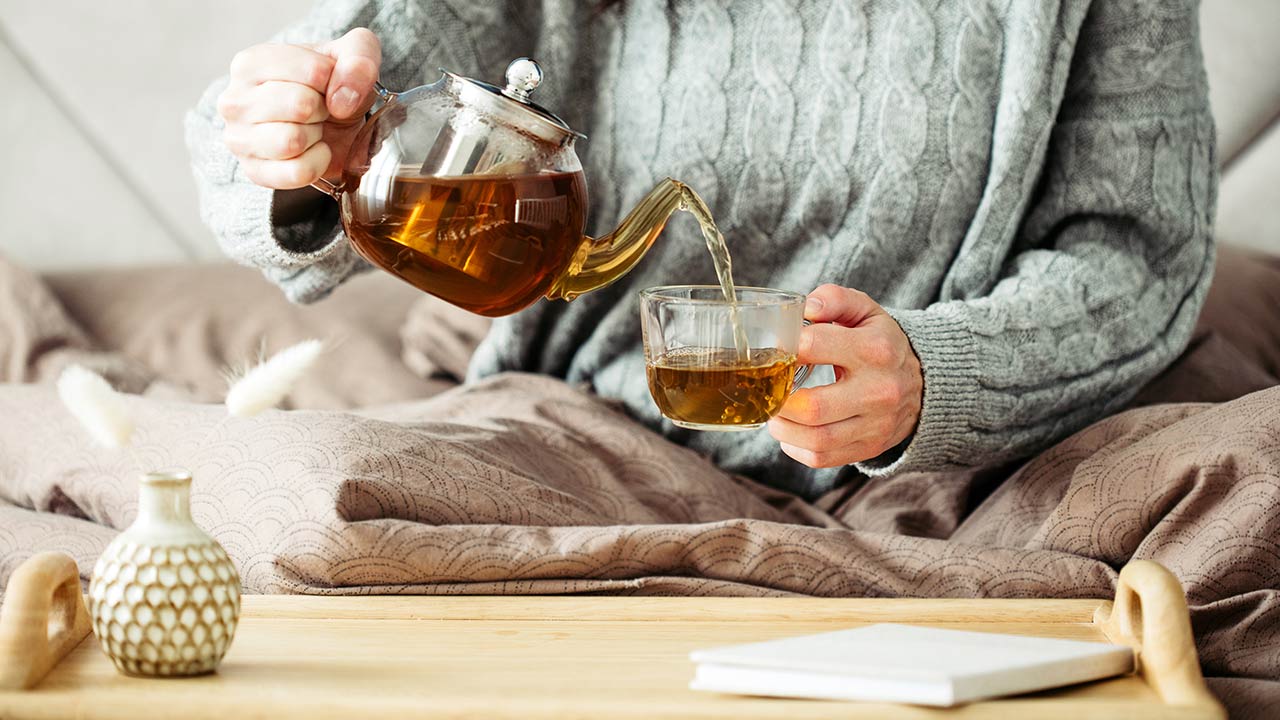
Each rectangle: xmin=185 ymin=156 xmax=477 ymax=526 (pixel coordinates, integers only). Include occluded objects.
xmin=547 ymin=178 xmax=687 ymax=301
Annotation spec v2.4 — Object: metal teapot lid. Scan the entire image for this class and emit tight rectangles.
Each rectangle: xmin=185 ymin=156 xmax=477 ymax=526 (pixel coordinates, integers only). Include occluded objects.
xmin=445 ymin=58 xmax=584 ymax=145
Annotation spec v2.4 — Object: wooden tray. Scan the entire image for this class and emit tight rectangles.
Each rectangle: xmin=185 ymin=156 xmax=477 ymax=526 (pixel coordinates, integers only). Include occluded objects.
xmin=0 ymin=553 xmax=1225 ymax=719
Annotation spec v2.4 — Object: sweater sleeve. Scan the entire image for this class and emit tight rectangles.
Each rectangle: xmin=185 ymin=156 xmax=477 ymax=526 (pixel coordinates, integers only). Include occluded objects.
xmin=857 ymin=1 xmax=1217 ymax=476
xmin=183 ymin=0 xmax=427 ymax=303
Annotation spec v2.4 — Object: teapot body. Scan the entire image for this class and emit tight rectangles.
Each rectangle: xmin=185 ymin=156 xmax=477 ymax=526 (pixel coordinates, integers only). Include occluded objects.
xmin=327 ymin=60 xmax=679 ymax=317
xmin=337 ymin=77 xmax=590 ymax=317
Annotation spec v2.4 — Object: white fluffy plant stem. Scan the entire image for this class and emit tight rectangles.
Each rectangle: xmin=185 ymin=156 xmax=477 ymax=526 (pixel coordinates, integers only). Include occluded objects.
xmin=57 ymin=365 xmax=142 ymax=471
xmin=56 ymin=341 xmax=322 ymax=477
xmin=194 ymin=340 xmax=323 ymax=464
xmin=57 ymin=365 xmax=135 ymax=447
xmin=224 ymin=339 xmax=324 ymax=417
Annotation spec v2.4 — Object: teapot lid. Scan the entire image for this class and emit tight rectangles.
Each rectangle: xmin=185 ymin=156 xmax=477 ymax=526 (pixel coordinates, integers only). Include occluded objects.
xmin=446 ymin=58 xmax=584 ymax=145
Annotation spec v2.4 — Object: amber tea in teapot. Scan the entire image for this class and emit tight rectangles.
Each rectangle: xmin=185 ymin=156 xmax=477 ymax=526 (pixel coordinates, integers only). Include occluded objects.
xmin=342 ymin=168 xmax=587 ymax=316
xmin=318 ymin=57 xmax=750 ymax=320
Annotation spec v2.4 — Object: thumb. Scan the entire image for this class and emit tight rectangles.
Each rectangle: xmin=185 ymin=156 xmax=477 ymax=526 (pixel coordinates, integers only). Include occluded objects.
xmin=804 ymin=284 xmax=884 ymax=327
xmin=317 ymin=28 xmax=382 ymax=121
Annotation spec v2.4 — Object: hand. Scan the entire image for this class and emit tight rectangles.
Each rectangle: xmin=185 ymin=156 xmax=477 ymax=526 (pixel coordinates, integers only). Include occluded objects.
xmin=767 ymin=284 xmax=924 ymax=468
xmin=216 ymin=28 xmax=382 ymax=189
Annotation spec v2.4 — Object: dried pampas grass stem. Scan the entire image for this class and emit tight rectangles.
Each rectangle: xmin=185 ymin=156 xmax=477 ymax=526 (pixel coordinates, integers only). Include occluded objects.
xmin=54 ymin=341 xmax=323 ymax=477
xmin=57 ymin=365 xmax=135 ymax=448
xmin=57 ymin=364 xmax=142 ymax=471
xmin=224 ymin=339 xmax=323 ymax=418
xmin=195 ymin=339 xmax=323 ymax=454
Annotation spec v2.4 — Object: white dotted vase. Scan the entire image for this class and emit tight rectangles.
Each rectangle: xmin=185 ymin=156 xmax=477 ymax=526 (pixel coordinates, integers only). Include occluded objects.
xmin=89 ymin=469 xmax=241 ymax=677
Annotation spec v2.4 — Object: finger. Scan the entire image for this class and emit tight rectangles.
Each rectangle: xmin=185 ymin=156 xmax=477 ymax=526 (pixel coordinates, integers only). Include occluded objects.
xmin=800 ymin=319 xmax=914 ymax=372
xmin=805 ymin=284 xmax=884 ymax=326
xmin=770 ymin=405 xmax=901 ymax=463
xmin=240 ymin=141 xmax=332 ymax=190
xmin=777 ymin=441 xmax=877 ymax=469
xmin=797 ymin=322 xmax=860 ymax=368
xmin=229 ymin=81 xmax=329 ymax=124
xmin=228 ymin=43 xmax=334 ymax=93
xmin=778 ymin=371 xmax=915 ymax=427
xmin=224 ymin=122 xmax=324 ymax=161
xmin=767 ymin=413 xmax=871 ymax=453
xmin=317 ymin=28 xmax=382 ymax=120
xmin=775 ymin=383 xmax=857 ymax=426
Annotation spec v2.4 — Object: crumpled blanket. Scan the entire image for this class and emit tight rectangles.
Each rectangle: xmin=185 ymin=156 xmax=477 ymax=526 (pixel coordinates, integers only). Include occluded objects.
xmin=1 ymin=253 xmax=1277 ymax=717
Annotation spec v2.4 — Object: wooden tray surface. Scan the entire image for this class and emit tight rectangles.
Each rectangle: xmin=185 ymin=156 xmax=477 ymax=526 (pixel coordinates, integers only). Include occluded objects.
xmin=0 ymin=556 xmax=1226 ymax=719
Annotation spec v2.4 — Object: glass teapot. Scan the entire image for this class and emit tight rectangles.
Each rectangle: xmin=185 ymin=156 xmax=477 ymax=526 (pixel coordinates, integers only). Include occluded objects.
xmin=312 ymin=58 xmax=692 ymax=317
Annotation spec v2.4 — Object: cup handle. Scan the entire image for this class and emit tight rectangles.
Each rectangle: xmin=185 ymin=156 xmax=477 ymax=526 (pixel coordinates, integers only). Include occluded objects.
xmin=309 ymin=80 xmax=398 ymax=200
xmin=792 ymin=319 xmax=815 ymax=390
xmin=793 ymin=363 xmax=814 ymax=389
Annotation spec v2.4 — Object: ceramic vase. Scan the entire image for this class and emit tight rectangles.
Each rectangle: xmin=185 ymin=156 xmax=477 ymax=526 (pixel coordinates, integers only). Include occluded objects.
xmin=88 ymin=469 xmax=241 ymax=676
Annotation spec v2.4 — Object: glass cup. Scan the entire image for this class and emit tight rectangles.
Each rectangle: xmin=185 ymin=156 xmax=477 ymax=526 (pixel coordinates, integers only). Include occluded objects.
xmin=639 ymin=286 xmax=813 ymax=431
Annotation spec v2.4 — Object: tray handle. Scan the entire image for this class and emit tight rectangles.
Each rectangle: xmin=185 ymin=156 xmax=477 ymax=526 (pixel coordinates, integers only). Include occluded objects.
xmin=1095 ymin=560 xmax=1224 ymax=717
xmin=0 ymin=552 xmax=93 ymax=690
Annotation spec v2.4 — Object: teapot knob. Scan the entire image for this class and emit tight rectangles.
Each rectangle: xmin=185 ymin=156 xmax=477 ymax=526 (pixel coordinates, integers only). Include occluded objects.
xmin=503 ymin=57 xmax=543 ymax=102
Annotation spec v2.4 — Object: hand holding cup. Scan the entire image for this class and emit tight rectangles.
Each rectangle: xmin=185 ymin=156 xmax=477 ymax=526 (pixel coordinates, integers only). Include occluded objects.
xmin=767 ymin=284 xmax=924 ymax=468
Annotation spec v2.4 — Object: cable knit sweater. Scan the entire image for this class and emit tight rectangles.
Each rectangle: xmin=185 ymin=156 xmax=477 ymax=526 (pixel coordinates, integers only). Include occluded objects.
xmin=186 ymin=0 xmax=1217 ymax=500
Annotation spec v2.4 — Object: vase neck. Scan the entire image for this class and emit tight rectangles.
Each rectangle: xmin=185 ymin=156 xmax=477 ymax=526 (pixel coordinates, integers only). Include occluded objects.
xmin=137 ymin=469 xmax=193 ymax=526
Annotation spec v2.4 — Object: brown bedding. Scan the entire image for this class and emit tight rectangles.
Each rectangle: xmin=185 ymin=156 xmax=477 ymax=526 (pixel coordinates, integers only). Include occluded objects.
xmin=1 ymin=250 xmax=1278 ymax=716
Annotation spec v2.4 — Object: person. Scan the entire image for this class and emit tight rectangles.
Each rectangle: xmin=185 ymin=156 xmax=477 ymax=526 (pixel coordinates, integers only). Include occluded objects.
xmin=187 ymin=0 xmax=1216 ymax=501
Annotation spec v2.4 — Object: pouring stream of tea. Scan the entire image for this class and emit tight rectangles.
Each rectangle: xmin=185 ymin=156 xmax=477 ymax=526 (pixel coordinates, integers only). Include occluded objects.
xmin=673 ymin=183 xmax=751 ymax=362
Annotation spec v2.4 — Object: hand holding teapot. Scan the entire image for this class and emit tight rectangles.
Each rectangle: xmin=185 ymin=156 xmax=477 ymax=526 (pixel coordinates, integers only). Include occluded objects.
xmin=219 ymin=29 xmax=694 ymax=318
xmin=217 ymin=28 xmax=383 ymax=188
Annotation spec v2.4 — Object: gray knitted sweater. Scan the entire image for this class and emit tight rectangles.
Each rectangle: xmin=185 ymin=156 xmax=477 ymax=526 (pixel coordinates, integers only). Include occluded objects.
xmin=187 ymin=0 xmax=1216 ymax=500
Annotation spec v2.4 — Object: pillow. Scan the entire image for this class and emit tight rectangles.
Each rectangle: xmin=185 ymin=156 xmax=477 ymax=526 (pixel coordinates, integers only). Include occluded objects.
xmin=1130 ymin=327 xmax=1277 ymax=407
xmin=0 ymin=252 xmax=152 ymax=391
xmin=43 ymin=263 xmax=452 ymax=409
xmin=1197 ymin=243 xmax=1280 ymax=377
xmin=1131 ymin=243 xmax=1280 ymax=407
xmin=399 ymin=295 xmax=493 ymax=383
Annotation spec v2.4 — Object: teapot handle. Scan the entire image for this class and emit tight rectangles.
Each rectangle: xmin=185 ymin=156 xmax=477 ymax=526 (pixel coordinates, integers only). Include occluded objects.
xmin=311 ymin=81 xmax=397 ymax=200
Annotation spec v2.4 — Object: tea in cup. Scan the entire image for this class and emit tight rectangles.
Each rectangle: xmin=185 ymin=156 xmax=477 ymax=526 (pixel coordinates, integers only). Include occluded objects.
xmin=639 ymin=286 xmax=812 ymax=431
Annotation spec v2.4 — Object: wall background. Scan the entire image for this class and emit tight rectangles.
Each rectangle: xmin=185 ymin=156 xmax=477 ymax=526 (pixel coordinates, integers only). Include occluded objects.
xmin=0 ymin=0 xmax=1276 ymax=272
xmin=0 ymin=0 xmax=311 ymax=269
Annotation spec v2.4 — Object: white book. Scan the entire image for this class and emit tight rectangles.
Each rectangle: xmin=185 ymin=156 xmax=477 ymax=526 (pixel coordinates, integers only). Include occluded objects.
xmin=689 ymin=623 xmax=1134 ymax=707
